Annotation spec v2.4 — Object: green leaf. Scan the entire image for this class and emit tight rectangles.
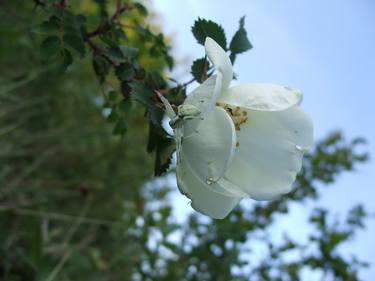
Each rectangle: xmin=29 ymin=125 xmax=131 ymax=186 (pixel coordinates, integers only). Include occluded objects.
xmin=168 ymin=86 xmax=186 ymax=106
xmin=147 ymin=123 xmax=175 ymax=176
xmin=191 ymin=57 xmax=209 ymax=83
xmin=134 ymin=3 xmax=148 ymax=16
xmin=119 ymin=45 xmax=139 ymax=59
xmin=113 ymin=117 xmax=127 ymax=135
xmin=115 ymin=63 xmax=135 ymax=81
xmin=118 ymin=99 xmax=132 ymax=113
xmin=149 ymin=72 xmax=167 ymax=89
xmin=63 ymin=34 xmax=85 ymax=57
xmin=61 ymin=49 xmax=73 ymax=71
xmin=191 ymin=18 xmax=227 ymax=50
xmin=150 ymin=106 xmax=164 ymax=126
xmin=99 ymin=33 xmax=118 ymax=48
xmin=108 ymin=91 xmax=118 ymax=102
xmin=164 ymin=52 xmax=174 ymax=69
xmin=40 ymin=36 xmax=61 ymax=59
xmin=107 ymin=108 xmax=118 ymax=123
xmin=229 ymin=16 xmax=252 ymax=61
xmin=32 ymin=17 xmax=60 ymax=34
xmin=130 ymin=81 xmax=153 ymax=108
xmin=26 ymin=218 xmax=42 ymax=267
xmin=106 ymin=46 xmax=125 ymax=63
xmin=130 ymin=81 xmax=163 ymax=125
xmin=93 ymin=55 xmax=110 ymax=83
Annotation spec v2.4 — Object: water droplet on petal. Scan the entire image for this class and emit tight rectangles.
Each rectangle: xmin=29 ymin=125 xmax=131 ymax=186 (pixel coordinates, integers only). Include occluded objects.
xmin=295 ymin=145 xmax=307 ymax=153
xmin=206 ymin=177 xmax=214 ymax=185
xmin=295 ymin=145 xmax=303 ymax=151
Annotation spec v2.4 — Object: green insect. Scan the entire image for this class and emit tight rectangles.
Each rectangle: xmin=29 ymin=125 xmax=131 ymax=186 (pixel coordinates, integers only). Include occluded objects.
xmin=169 ymin=104 xmax=202 ymax=128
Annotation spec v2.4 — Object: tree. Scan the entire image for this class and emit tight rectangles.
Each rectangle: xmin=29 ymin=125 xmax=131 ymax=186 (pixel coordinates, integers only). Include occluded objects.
xmin=0 ymin=1 xmax=370 ymax=280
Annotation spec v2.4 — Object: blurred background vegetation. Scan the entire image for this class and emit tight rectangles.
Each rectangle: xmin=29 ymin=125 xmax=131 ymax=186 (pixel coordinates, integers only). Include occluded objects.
xmin=0 ymin=1 xmax=371 ymax=281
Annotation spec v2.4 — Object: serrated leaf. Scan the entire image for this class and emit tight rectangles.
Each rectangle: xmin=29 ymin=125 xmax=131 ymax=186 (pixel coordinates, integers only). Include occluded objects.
xmin=99 ymin=33 xmax=118 ymax=48
xmin=148 ymin=72 xmax=167 ymax=89
xmin=191 ymin=57 xmax=209 ymax=83
xmin=75 ymin=14 xmax=86 ymax=26
xmin=40 ymin=36 xmax=61 ymax=59
xmin=32 ymin=18 xmax=60 ymax=34
xmin=150 ymin=106 xmax=164 ymax=126
xmin=63 ymin=34 xmax=85 ymax=57
xmin=106 ymin=46 xmax=125 ymax=63
xmin=134 ymin=3 xmax=148 ymax=16
xmin=130 ymin=81 xmax=163 ymax=125
xmin=118 ymin=99 xmax=131 ymax=112
xmin=168 ymin=86 xmax=186 ymax=106
xmin=119 ymin=45 xmax=139 ymax=59
xmin=107 ymin=108 xmax=118 ymax=123
xmin=147 ymin=123 xmax=175 ymax=176
xmin=113 ymin=117 xmax=127 ymax=135
xmin=115 ymin=63 xmax=134 ymax=81
xmin=164 ymin=52 xmax=174 ymax=69
xmin=61 ymin=49 xmax=73 ymax=71
xmin=130 ymin=81 xmax=153 ymax=108
xmin=93 ymin=55 xmax=110 ymax=83
xmin=108 ymin=91 xmax=118 ymax=102
xmin=191 ymin=18 xmax=227 ymax=50
xmin=229 ymin=16 xmax=252 ymax=59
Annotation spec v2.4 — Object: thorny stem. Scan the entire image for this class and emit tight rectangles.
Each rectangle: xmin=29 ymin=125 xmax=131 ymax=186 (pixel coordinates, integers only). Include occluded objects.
xmin=168 ymin=58 xmax=212 ymax=89
xmin=86 ymin=37 xmax=117 ymax=66
xmin=86 ymin=1 xmax=132 ymax=38
xmin=84 ymin=1 xmax=133 ymax=66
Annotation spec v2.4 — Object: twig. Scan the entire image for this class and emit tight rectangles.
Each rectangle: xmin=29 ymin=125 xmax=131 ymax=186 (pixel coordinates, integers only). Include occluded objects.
xmin=168 ymin=77 xmax=195 ymax=88
xmin=43 ymin=199 xmax=91 ymax=281
xmin=86 ymin=1 xmax=132 ymax=39
xmin=86 ymin=38 xmax=117 ymax=66
xmin=0 ymin=205 xmax=123 ymax=228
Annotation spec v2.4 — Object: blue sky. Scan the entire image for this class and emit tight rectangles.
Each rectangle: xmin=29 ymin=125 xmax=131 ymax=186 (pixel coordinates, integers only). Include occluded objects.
xmin=152 ymin=0 xmax=375 ymax=279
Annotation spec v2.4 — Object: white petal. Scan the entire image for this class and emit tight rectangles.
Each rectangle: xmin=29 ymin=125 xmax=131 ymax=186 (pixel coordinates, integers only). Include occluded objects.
xmin=205 ymin=37 xmax=233 ymax=91
xmin=182 ymin=106 xmax=236 ymax=185
xmin=183 ymin=75 xmax=217 ymax=136
xmin=224 ymin=105 xmax=313 ymax=200
xmin=177 ymin=156 xmax=241 ymax=219
xmin=219 ymin=83 xmax=302 ymax=112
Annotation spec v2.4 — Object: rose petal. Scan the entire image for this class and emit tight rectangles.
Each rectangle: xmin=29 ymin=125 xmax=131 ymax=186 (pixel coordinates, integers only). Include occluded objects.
xmin=224 ymin=105 xmax=313 ymax=200
xmin=220 ymin=83 xmax=303 ymax=112
xmin=205 ymin=37 xmax=233 ymax=92
xmin=177 ymin=155 xmax=241 ymax=219
xmin=181 ymin=106 xmax=236 ymax=186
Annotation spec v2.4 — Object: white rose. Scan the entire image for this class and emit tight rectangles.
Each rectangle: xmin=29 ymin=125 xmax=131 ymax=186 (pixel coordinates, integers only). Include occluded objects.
xmin=158 ymin=37 xmax=313 ymax=219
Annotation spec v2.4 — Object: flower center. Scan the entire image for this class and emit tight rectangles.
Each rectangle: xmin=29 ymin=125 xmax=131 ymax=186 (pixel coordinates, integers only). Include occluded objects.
xmin=216 ymin=102 xmax=248 ymax=131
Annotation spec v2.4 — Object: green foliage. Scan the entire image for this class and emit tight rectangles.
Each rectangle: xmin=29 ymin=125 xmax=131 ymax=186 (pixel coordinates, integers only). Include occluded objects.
xmin=0 ymin=1 xmax=371 ymax=281
xmin=134 ymin=2 xmax=148 ymax=17
xmin=31 ymin=17 xmax=60 ymax=34
xmin=191 ymin=57 xmax=210 ymax=83
xmin=190 ymin=17 xmax=251 ymax=82
xmin=92 ymin=54 xmax=110 ymax=83
xmin=61 ymin=48 xmax=73 ymax=70
xmin=229 ymin=16 xmax=253 ymax=63
xmin=147 ymin=124 xmax=175 ymax=176
xmin=40 ymin=36 xmax=61 ymax=58
xmin=63 ymin=33 xmax=86 ymax=57
xmin=192 ymin=18 xmax=227 ymax=49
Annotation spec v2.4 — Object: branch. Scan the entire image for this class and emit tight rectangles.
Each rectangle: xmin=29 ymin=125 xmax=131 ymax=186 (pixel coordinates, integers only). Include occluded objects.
xmin=86 ymin=38 xmax=117 ymax=66
xmin=0 ymin=205 xmax=123 ymax=228
xmin=86 ymin=1 xmax=132 ymax=38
